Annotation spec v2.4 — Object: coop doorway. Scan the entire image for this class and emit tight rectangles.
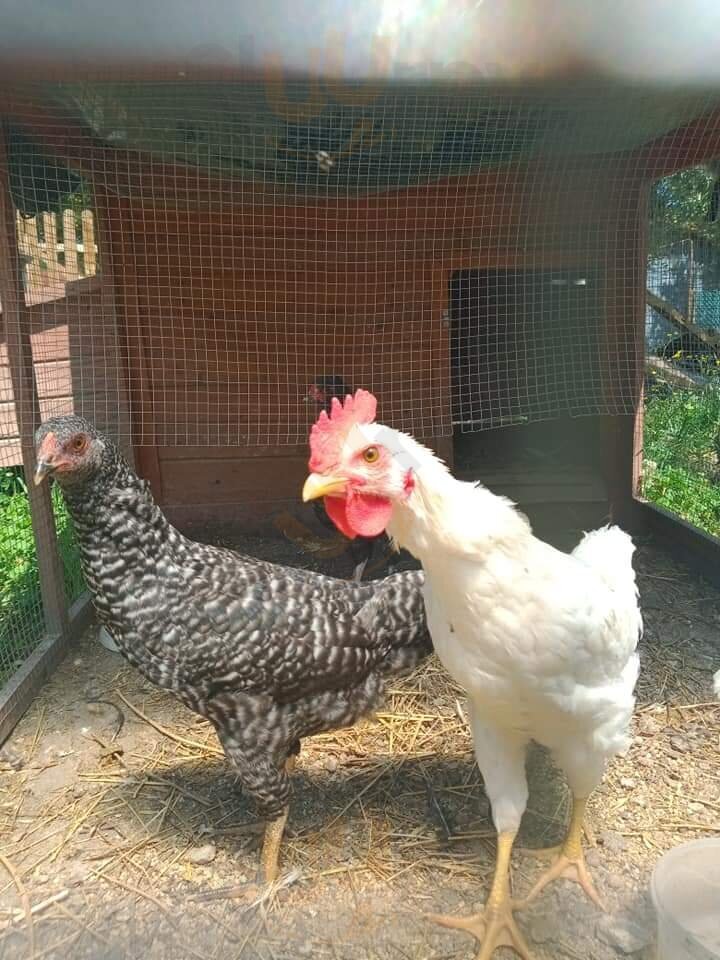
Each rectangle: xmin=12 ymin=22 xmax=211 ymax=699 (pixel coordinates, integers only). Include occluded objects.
xmin=448 ymin=268 xmax=609 ymax=545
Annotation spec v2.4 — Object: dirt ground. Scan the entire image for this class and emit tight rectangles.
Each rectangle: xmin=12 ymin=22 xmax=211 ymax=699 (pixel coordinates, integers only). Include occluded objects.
xmin=0 ymin=535 xmax=719 ymax=960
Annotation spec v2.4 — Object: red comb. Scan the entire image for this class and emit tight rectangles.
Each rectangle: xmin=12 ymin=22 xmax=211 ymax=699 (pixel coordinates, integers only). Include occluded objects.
xmin=309 ymin=389 xmax=377 ymax=472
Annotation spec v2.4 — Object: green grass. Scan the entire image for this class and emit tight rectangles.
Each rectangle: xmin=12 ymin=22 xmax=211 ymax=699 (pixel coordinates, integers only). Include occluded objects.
xmin=0 ymin=467 xmax=84 ymax=681
xmin=643 ymin=382 xmax=720 ymax=536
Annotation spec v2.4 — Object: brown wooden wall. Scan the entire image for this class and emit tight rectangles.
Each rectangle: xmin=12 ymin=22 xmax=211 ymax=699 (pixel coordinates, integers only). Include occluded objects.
xmin=87 ymin=155 xmax=643 ymax=532
xmin=1 ymin=89 xmax=648 ymax=533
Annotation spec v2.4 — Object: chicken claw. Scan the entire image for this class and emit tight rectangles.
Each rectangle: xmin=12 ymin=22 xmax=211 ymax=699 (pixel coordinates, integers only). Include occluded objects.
xmin=427 ymin=832 xmax=533 ymax=960
xmin=428 ymin=902 xmax=533 ymax=960
xmin=519 ymin=796 xmax=606 ymax=911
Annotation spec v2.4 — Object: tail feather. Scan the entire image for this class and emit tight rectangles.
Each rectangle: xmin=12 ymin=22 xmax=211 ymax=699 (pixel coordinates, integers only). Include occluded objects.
xmin=572 ymin=524 xmax=638 ymax=595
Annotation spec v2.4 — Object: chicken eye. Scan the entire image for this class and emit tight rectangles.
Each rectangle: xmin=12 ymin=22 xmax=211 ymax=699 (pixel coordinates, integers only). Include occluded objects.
xmin=363 ymin=446 xmax=380 ymax=464
xmin=71 ymin=435 xmax=87 ymax=453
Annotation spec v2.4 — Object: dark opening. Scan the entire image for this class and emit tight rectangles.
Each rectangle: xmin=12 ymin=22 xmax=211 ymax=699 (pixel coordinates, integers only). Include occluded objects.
xmin=448 ymin=268 xmax=609 ymax=544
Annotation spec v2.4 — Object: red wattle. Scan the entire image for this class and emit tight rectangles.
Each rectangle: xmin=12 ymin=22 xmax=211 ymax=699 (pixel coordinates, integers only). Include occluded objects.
xmin=324 ymin=495 xmax=358 ymax=540
xmin=323 ymin=492 xmax=394 ymax=539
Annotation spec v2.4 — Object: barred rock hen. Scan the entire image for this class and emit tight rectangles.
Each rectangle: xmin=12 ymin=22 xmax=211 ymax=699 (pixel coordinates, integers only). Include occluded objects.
xmin=304 ymin=391 xmax=642 ymax=960
xmin=34 ymin=414 xmax=431 ymax=883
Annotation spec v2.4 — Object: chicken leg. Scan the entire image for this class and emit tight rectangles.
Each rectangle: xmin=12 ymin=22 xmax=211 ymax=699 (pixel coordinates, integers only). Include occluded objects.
xmin=258 ymin=805 xmax=290 ymax=883
xmin=520 ymin=795 xmax=605 ymax=910
xmin=428 ymin=831 xmax=532 ymax=960
xmin=257 ymin=755 xmax=297 ymax=883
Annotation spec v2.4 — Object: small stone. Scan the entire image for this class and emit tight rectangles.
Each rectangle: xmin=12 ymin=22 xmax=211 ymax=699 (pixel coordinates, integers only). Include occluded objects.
xmin=599 ymin=831 xmax=627 ymax=854
xmin=72 ymin=783 xmax=86 ymax=798
xmin=528 ymin=914 xmax=556 ymax=944
xmin=0 ymin=746 xmax=25 ymax=771
xmin=586 ymin=848 xmax=602 ymax=868
xmin=325 ymin=756 xmax=338 ymax=773
xmin=67 ymin=862 xmax=90 ymax=886
xmin=186 ymin=843 xmax=216 ymax=865
xmin=688 ymin=801 xmax=705 ymax=814
xmin=620 ymin=777 xmax=636 ymax=789
xmin=606 ymin=872 xmax=628 ymax=891
xmin=298 ymin=941 xmax=313 ymax=957
xmin=596 ymin=913 xmax=653 ymax=954
xmin=670 ymin=736 xmax=690 ymax=753
xmin=637 ymin=715 xmax=660 ymax=736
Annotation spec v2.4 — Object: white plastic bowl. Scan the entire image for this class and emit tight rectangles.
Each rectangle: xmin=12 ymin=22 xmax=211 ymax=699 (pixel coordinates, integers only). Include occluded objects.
xmin=651 ymin=838 xmax=720 ymax=960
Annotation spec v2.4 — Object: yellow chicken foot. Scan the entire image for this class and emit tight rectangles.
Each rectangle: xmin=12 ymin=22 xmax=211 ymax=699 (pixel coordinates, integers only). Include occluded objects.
xmin=519 ymin=796 xmax=605 ymax=911
xmin=257 ymin=806 xmax=290 ymax=884
xmin=428 ymin=831 xmax=533 ymax=960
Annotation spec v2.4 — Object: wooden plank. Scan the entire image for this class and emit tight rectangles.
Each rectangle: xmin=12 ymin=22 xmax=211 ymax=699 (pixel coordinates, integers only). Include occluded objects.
xmin=633 ymin=498 xmax=720 ymax=589
xmin=102 ymin=193 xmax=159 ymax=487
xmin=32 ymin=360 xmax=72 ymax=399
xmin=62 ymin=209 xmax=78 ymax=279
xmin=0 ymin=437 xmax=21 ymax=466
xmin=159 ymin=443 xmax=309 ymax=461
xmin=479 ymin=471 xmax=607 ymax=504
xmin=42 ymin=212 xmax=58 ymax=273
xmin=0 ymin=124 xmax=68 ymax=638
xmin=160 ymin=454 xmax=310 ymax=506
xmin=81 ymin=211 xmax=96 ymax=276
xmin=0 ymin=594 xmax=93 ymax=747
xmin=0 ymin=395 xmax=74 ymax=436
xmin=0 ymin=363 xmax=13 ymax=402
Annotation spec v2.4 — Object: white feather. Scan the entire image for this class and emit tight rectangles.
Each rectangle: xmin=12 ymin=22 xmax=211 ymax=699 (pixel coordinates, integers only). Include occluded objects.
xmin=379 ymin=432 xmax=642 ymax=831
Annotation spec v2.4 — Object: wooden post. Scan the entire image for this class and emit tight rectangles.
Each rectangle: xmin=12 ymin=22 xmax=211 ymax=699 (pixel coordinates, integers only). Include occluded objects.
xmin=62 ymin=209 xmax=78 ymax=279
xmin=81 ymin=210 xmax=96 ymax=276
xmin=42 ymin=211 xmax=57 ymax=277
xmin=687 ymin=238 xmax=695 ymax=327
xmin=0 ymin=124 xmax=68 ymax=638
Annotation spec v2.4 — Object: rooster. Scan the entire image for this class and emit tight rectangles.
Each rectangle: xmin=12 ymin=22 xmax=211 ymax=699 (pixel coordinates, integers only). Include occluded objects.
xmin=303 ymin=375 xmax=393 ymax=581
xmin=34 ymin=414 xmax=431 ymax=885
xmin=303 ymin=391 xmax=642 ymax=960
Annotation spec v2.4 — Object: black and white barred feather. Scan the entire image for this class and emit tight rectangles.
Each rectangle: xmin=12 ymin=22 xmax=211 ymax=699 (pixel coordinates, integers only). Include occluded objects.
xmin=38 ymin=416 xmax=431 ymax=817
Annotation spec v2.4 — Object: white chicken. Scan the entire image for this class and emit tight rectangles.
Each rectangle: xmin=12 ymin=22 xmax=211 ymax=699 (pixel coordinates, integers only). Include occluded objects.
xmin=303 ymin=390 xmax=642 ymax=960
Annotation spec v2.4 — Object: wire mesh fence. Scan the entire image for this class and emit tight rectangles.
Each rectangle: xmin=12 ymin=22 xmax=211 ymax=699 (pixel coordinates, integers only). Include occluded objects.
xmin=0 ymin=193 xmax=90 ymax=684
xmin=2 ymin=72 xmax=720 ymax=693
xmin=643 ymin=233 xmax=720 ymax=537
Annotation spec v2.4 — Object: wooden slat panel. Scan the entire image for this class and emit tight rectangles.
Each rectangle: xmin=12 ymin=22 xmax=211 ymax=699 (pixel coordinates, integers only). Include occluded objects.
xmin=32 ymin=360 xmax=72 ymax=399
xmin=0 ymin=396 xmax=74 ymax=438
xmin=0 ymin=437 xmax=20 ymax=467
xmin=0 ymin=364 xmax=13 ymax=402
xmin=160 ymin=455 xmax=310 ymax=506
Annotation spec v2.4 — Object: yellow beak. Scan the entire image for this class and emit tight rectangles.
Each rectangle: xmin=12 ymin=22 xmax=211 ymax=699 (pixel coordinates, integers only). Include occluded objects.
xmin=302 ymin=473 xmax=347 ymax=502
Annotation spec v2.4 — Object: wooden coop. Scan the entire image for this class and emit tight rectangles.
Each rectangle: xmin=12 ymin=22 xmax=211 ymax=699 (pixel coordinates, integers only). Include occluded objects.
xmin=3 ymin=11 xmax=720 ymax=742
xmin=3 ymin=75 xmax=720 ymax=553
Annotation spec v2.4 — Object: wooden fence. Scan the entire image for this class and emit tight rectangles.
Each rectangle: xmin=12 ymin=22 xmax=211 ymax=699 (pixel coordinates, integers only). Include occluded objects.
xmin=0 ymin=208 xmax=100 ymax=466
xmin=14 ymin=208 xmax=98 ymax=305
